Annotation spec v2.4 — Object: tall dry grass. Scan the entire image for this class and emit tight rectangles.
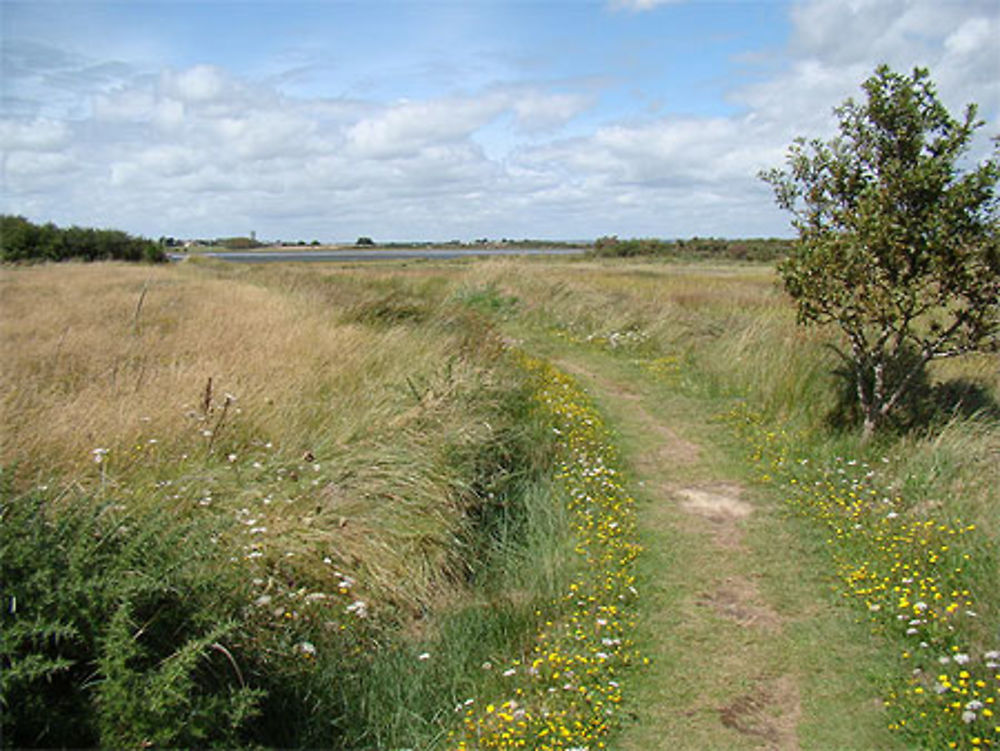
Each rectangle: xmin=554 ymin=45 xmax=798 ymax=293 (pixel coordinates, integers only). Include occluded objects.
xmin=2 ymin=259 xmax=575 ymax=748
xmin=0 ymin=261 xmax=530 ymax=612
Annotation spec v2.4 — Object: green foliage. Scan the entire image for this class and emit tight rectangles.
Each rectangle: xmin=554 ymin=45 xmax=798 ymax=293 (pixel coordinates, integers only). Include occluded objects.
xmin=0 ymin=479 xmax=261 ymax=748
xmin=0 ymin=215 xmax=167 ymax=263
xmin=761 ymin=65 xmax=1000 ymax=438
xmin=452 ymin=283 xmax=520 ymax=318
xmin=218 ymin=236 xmax=261 ymax=250
xmin=0 ymin=266 xmax=572 ymax=748
xmin=589 ymin=235 xmax=791 ymax=261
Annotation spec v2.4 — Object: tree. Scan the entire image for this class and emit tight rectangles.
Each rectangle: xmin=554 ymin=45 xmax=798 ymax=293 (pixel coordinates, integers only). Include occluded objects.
xmin=761 ymin=65 xmax=1000 ymax=439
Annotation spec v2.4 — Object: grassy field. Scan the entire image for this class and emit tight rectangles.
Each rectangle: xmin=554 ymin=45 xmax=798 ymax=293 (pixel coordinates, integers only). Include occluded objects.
xmin=2 ymin=256 xmax=997 ymax=749
xmin=467 ymin=257 xmax=999 ymax=749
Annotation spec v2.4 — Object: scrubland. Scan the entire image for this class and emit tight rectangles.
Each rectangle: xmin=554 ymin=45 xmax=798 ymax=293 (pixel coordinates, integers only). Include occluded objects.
xmin=2 ymin=256 xmax=997 ymax=749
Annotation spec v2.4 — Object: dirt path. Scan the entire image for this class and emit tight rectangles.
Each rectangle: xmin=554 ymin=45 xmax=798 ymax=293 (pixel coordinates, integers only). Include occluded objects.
xmin=556 ymin=357 xmax=803 ymax=750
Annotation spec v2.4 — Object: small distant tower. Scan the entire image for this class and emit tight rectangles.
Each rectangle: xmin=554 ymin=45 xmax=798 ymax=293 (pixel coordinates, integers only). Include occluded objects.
xmin=250 ymin=230 xmax=256 ymax=243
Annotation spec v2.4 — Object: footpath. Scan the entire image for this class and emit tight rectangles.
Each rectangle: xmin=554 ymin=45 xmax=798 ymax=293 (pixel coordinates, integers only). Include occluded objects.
xmin=536 ymin=342 xmax=901 ymax=750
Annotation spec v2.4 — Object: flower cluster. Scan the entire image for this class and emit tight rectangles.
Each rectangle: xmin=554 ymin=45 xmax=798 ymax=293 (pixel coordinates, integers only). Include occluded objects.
xmin=635 ymin=355 xmax=680 ymax=381
xmin=732 ymin=406 xmax=998 ymax=749
xmin=452 ymin=357 xmax=643 ymax=749
xmin=550 ymin=324 xmax=649 ymax=354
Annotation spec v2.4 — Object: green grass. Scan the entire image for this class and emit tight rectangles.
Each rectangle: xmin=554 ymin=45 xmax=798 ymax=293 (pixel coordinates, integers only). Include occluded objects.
xmin=471 ymin=257 xmax=997 ymax=749
xmin=3 ymin=256 xmax=995 ymax=749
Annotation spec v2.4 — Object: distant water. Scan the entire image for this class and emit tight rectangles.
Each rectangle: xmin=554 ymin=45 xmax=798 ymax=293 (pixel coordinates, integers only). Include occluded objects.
xmin=170 ymin=248 xmax=585 ymax=263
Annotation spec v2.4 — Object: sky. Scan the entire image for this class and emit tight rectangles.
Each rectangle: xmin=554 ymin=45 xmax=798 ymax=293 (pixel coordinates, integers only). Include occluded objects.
xmin=2 ymin=0 xmax=998 ymax=243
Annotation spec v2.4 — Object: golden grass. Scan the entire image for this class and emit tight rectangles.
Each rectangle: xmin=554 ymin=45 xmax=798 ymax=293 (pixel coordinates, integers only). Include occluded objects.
xmin=4 ymin=263 xmax=357 ymax=472
xmin=0 ymin=261 xmax=514 ymax=613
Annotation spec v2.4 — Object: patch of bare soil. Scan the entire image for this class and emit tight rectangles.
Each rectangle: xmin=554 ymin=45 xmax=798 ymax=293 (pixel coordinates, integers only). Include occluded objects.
xmin=643 ymin=422 xmax=702 ymax=467
xmin=674 ymin=483 xmax=752 ymax=548
xmin=696 ymin=575 xmax=782 ymax=630
xmin=675 ymin=484 xmax=752 ymax=520
xmin=719 ymin=674 xmax=801 ymax=750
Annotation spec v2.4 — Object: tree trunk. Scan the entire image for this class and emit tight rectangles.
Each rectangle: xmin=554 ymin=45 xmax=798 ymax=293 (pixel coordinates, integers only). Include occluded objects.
xmin=861 ymin=412 xmax=877 ymax=443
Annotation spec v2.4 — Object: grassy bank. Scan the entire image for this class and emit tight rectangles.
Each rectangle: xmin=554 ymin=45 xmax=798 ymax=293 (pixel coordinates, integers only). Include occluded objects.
xmin=0 ymin=261 xmax=578 ymax=748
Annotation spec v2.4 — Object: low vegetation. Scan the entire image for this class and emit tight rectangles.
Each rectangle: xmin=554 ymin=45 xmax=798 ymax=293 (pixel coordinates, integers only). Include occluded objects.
xmin=0 ymin=261 xmax=572 ymax=747
xmin=589 ymin=235 xmax=791 ymax=261
xmin=462 ymin=256 xmax=998 ymax=749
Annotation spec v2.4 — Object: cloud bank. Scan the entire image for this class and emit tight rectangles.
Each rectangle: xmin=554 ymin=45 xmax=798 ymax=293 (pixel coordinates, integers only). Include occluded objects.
xmin=2 ymin=0 xmax=997 ymax=241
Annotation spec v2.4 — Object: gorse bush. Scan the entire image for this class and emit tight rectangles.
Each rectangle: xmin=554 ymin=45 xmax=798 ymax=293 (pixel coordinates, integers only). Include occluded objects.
xmin=0 ymin=479 xmax=261 ymax=748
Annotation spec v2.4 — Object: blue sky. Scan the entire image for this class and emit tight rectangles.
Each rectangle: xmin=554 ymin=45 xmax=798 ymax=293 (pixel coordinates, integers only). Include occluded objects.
xmin=2 ymin=0 xmax=998 ymax=241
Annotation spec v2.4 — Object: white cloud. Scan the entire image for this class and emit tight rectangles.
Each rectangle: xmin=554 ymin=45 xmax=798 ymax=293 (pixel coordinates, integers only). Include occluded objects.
xmin=0 ymin=118 xmax=70 ymax=151
xmin=164 ymin=65 xmax=230 ymax=103
xmin=345 ymin=95 xmax=507 ymax=159
xmin=1 ymin=1 xmax=996 ymax=240
xmin=512 ymin=91 xmax=594 ymax=131
xmin=608 ymin=0 xmax=687 ymax=11
xmin=94 ymin=87 xmax=157 ymax=122
xmin=945 ymin=16 xmax=993 ymax=56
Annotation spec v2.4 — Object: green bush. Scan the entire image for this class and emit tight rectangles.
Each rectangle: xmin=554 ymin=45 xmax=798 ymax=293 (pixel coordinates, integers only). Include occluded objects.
xmin=0 ymin=479 xmax=261 ymax=748
xmin=0 ymin=215 xmax=167 ymax=263
xmin=589 ymin=235 xmax=792 ymax=261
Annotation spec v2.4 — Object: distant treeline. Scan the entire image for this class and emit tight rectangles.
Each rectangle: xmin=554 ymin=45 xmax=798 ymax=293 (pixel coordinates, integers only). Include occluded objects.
xmin=589 ymin=236 xmax=793 ymax=261
xmin=1 ymin=215 xmax=167 ymax=263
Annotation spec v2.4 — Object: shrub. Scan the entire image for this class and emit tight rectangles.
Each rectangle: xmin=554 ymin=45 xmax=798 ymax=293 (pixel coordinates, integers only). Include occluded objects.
xmin=761 ymin=65 xmax=1000 ymax=439
xmin=0 ymin=478 xmax=261 ymax=748
xmin=0 ymin=215 xmax=166 ymax=263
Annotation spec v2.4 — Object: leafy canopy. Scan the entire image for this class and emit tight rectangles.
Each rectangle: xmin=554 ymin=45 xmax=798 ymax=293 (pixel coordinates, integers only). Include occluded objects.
xmin=761 ymin=65 xmax=999 ymax=437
